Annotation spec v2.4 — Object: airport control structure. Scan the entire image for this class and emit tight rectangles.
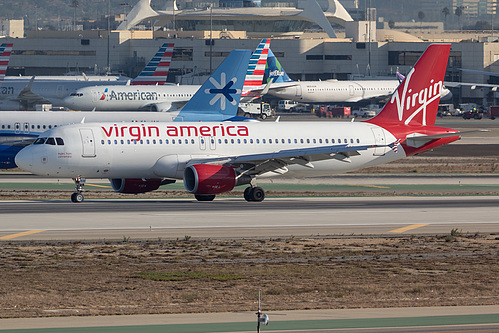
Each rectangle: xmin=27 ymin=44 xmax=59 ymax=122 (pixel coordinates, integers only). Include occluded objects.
xmin=2 ymin=0 xmax=499 ymax=107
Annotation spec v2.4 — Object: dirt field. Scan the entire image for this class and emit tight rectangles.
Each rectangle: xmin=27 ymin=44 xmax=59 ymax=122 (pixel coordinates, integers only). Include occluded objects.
xmin=1 ymin=140 xmax=499 ymax=319
xmin=0 ymin=235 xmax=498 ymax=318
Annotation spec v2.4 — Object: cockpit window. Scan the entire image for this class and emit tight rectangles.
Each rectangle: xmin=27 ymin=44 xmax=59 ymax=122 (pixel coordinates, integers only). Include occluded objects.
xmin=33 ymin=138 xmax=46 ymax=145
xmin=45 ymin=137 xmax=56 ymax=145
xmin=56 ymin=137 xmax=64 ymax=145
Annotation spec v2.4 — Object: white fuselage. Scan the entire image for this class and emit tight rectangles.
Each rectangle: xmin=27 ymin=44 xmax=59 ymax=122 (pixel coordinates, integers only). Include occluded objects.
xmin=269 ymin=80 xmax=401 ymax=103
xmin=0 ymin=79 xmax=127 ymax=110
xmin=62 ymin=85 xmax=201 ymax=111
xmin=0 ymin=111 xmax=185 ymax=144
xmin=16 ymin=121 xmax=401 ymax=181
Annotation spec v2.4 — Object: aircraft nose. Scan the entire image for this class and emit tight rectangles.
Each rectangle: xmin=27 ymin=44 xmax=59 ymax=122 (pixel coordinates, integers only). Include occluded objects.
xmin=15 ymin=147 xmax=33 ymax=172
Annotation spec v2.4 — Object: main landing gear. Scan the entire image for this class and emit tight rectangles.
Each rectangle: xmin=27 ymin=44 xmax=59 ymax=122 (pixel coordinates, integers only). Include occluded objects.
xmin=71 ymin=176 xmax=86 ymax=203
xmin=244 ymin=186 xmax=265 ymax=202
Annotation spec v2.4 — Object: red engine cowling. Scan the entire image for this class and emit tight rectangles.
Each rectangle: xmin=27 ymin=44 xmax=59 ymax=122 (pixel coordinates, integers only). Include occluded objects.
xmin=184 ymin=164 xmax=236 ymax=195
xmin=110 ymin=178 xmax=163 ymax=194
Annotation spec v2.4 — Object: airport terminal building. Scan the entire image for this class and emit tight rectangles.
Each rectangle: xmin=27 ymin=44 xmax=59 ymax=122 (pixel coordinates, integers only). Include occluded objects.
xmin=2 ymin=0 xmax=499 ymax=107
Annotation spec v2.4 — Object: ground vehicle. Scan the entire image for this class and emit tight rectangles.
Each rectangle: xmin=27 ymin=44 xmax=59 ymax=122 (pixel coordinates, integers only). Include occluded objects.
xmin=488 ymin=106 xmax=499 ymax=119
xmin=462 ymin=110 xmax=482 ymax=119
xmin=289 ymin=103 xmax=309 ymax=112
xmin=352 ymin=108 xmax=376 ymax=118
xmin=239 ymin=102 xmax=273 ymax=119
xmin=438 ymin=104 xmax=461 ymax=116
xmin=277 ymin=100 xmax=298 ymax=112
xmin=315 ymin=106 xmax=332 ymax=117
xmin=329 ymin=106 xmax=351 ymax=118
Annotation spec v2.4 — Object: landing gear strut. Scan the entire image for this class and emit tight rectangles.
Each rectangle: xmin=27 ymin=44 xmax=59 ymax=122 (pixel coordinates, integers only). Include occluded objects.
xmin=244 ymin=186 xmax=265 ymax=202
xmin=71 ymin=176 xmax=86 ymax=203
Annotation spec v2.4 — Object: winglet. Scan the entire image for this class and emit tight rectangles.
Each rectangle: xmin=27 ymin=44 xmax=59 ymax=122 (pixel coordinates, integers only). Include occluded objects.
xmin=175 ymin=50 xmax=252 ymax=121
xmin=131 ymin=43 xmax=174 ymax=85
xmin=0 ymin=43 xmax=13 ymax=81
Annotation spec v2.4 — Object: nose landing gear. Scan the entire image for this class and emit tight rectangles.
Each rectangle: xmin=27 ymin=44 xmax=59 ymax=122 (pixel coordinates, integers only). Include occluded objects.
xmin=71 ymin=176 xmax=86 ymax=203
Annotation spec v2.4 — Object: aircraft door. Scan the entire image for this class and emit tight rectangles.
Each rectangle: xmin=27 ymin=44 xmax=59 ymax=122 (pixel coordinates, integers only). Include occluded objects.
xmin=56 ymin=85 xmax=64 ymax=98
xmin=14 ymin=122 xmax=20 ymax=134
xmin=23 ymin=122 xmax=30 ymax=134
xmin=79 ymin=128 xmax=96 ymax=157
xmin=92 ymin=90 xmax=100 ymax=102
xmin=349 ymin=85 xmax=354 ymax=96
xmin=295 ymin=85 xmax=302 ymax=97
xmin=371 ymin=127 xmax=387 ymax=156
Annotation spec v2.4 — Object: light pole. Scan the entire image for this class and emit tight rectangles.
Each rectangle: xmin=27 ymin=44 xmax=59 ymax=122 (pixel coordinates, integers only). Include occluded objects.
xmin=209 ymin=3 xmax=213 ymax=74
xmin=69 ymin=0 xmax=78 ymax=31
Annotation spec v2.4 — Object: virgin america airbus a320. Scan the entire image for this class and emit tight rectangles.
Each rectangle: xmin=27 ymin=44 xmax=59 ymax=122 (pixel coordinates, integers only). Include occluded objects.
xmin=16 ymin=44 xmax=464 ymax=203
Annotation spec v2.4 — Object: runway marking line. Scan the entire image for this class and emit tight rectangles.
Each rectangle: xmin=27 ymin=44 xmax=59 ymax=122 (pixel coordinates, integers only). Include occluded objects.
xmin=0 ymin=230 xmax=46 ymax=240
xmin=348 ymin=184 xmax=391 ymax=189
xmin=86 ymin=183 xmax=111 ymax=188
xmin=389 ymin=224 xmax=429 ymax=233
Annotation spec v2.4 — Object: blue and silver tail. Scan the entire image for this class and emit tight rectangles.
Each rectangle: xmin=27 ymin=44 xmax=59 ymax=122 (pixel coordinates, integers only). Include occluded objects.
xmin=175 ymin=49 xmax=252 ymax=122
xmin=131 ymin=43 xmax=174 ymax=85
xmin=265 ymin=49 xmax=292 ymax=83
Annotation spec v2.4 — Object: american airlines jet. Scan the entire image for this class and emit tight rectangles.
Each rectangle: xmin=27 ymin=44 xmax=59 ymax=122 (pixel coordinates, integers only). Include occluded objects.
xmin=0 ymin=43 xmax=175 ymax=110
xmin=61 ymin=39 xmax=271 ymax=111
xmin=16 ymin=44 xmax=462 ymax=203
xmin=0 ymin=49 xmax=252 ymax=169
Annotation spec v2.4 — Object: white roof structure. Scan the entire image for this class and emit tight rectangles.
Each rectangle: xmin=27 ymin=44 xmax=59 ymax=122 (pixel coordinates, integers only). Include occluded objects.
xmin=117 ymin=0 xmax=353 ymax=38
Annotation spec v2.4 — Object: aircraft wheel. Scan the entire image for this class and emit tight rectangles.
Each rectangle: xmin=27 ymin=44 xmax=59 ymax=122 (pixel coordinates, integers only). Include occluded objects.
xmin=195 ymin=194 xmax=216 ymax=201
xmin=249 ymin=187 xmax=265 ymax=202
xmin=244 ymin=187 xmax=253 ymax=201
xmin=71 ymin=193 xmax=84 ymax=203
xmin=244 ymin=113 xmax=251 ymax=117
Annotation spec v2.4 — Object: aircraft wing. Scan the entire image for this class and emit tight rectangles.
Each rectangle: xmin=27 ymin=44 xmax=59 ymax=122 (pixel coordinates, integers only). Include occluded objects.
xmin=444 ymin=81 xmax=499 ymax=90
xmin=10 ymin=77 xmax=52 ymax=106
xmin=0 ymin=137 xmax=37 ymax=147
xmin=187 ymin=142 xmax=388 ymax=176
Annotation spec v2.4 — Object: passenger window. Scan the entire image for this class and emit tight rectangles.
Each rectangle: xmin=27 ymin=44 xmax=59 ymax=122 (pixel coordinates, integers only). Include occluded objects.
xmin=146 ymin=140 xmax=150 ymax=144
xmin=225 ymin=139 xmax=228 ymax=144
xmin=121 ymin=140 xmax=124 ymax=144
xmin=307 ymin=139 xmax=310 ymax=144
xmin=114 ymin=140 xmax=118 ymax=144
xmin=263 ymin=139 xmax=266 ymax=144
xmin=45 ymin=137 xmax=56 ymax=145
xmin=313 ymin=139 xmax=316 ymax=144
xmin=108 ymin=140 xmax=111 ymax=144
xmin=300 ymin=139 xmax=303 ymax=144
xmin=153 ymin=140 xmax=156 ymax=144
xmin=56 ymin=138 xmax=64 ymax=145
xmin=191 ymin=139 xmax=195 ymax=144
xmin=269 ymin=139 xmax=272 ymax=144
xmin=165 ymin=139 xmax=169 ymax=144
xmin=357 ymin=139 xmax=360 ymax=143
xmin=101 ymin=140 xmax=105 ymax=144
xmin=231 ymin=139 xmax=235 ymax=144
xmin=256 ymin=139 xmax=260 ymax=144
xmin=250 ymin=139 xmax=253 ymax=144
xmin=244 ymin=139 xmax=247 ymax=144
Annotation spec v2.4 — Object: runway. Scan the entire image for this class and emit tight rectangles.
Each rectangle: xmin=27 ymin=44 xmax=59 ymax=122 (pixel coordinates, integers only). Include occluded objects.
xmin=1 ymin=196 xmax=498 ymax=240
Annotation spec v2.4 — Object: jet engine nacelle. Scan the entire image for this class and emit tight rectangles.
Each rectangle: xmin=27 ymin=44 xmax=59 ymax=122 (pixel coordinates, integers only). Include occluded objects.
xmin=110 ymin=178 xmax=163 ymax=194
xmin=140 ymin=102 xmax=173 ymax=112
xmin=183 ymin=164 xmax=237 ymax=195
